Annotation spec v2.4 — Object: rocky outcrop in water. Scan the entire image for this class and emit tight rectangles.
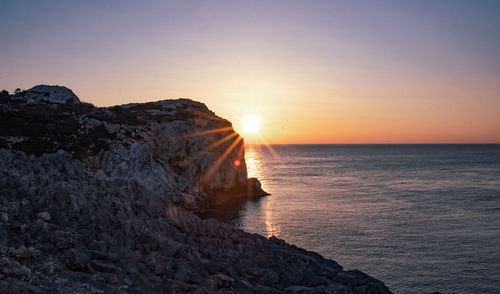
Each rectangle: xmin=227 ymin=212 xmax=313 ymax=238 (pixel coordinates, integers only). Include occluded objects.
xmin=0 ymin=86 xmax=391 ymax=293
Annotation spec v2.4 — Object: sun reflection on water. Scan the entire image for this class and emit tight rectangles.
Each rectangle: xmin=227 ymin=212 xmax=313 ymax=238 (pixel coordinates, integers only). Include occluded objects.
xmin=265 ymin=201 xmax=281 ymax=238
xmin=244 ymin=145 xmax=281 ymax=238
xmin=244 ymin=146 xmax=263 ymax=179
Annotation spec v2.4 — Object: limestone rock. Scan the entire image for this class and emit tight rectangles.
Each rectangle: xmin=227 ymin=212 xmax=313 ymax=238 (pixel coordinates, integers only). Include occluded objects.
xmin=13 ymin=85 xmax=81 ymax=104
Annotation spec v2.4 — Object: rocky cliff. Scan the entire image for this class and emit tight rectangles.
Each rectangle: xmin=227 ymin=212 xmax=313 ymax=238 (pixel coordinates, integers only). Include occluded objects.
xmin=0 ymin=85 xmax=392 ymax=293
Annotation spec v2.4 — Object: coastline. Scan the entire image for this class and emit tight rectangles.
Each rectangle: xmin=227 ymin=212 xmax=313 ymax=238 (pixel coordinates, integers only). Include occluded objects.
xmin=0 ymin=86 xmax=392 ymax=293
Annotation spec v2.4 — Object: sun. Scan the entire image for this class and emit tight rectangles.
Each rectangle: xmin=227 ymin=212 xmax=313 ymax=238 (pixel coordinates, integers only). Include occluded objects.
xmin=242 ymin=115 xmax=261 ymax=134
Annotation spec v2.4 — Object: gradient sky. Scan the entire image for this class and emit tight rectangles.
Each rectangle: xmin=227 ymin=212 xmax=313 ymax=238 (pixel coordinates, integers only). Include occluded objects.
xmin=1 ymin=0 xmax=499 ymax=143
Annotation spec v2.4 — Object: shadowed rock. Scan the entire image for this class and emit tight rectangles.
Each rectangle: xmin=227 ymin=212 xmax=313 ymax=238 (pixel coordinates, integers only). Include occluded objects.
xmin=247 ymin=177 xmax=270 ymax=197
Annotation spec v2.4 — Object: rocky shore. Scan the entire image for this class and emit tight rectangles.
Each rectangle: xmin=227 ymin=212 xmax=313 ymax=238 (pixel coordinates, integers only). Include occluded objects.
xmin=0 ymin=85 xmax=392 ymax=293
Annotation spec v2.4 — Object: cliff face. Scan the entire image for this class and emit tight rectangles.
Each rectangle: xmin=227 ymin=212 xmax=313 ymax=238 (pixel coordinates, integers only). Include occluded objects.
xmin=0 ymin=86 xmax=391 ymax=294
xmin=1 ymin=85 xmax=250 ymax=211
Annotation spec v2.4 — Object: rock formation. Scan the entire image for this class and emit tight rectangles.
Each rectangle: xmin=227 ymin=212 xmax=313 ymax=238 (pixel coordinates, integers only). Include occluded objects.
xmin=0 ymin=86 xmax=392 ymax=293
xmin=11 ymin=85 xmax=81 ymax=104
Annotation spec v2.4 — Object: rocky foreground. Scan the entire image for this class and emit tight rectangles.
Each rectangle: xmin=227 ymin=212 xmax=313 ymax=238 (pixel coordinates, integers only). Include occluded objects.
xmin=0 ymin=86 xmax=392 ymax=293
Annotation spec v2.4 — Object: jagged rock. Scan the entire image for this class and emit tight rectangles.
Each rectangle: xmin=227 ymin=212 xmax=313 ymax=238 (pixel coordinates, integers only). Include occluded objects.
xmin=0 ymin=257 xmax=31 ymax=280
xmin=88 ymin=240 xmax=107 ymax=252
xmin=284 ymin=285 xmax=321 ymax=294
xmin=8 ymin=246 xmax=40 ymax=259
xmin=40 ymin=259 xmax=55 ymax=275
xmin=91 ymin=260 xmax=121 ymax=273
xmin=63 ymin=248 xmax=90 ymax=272
xmin=50 ymin=230 xmax=77 ymax=249
xmin=0 ymin=86 xmax=393 ymax=293
xmin=0 ymin=207 xmax=8 ymax=223
xmin=37 ymin=212 xmax=51 ymax=222
xmin=180 ymin=192 xmax=198 ymax=210
xmin=0 ymin=224 xmax=7 ymax=247
xmin=213 ymin=272 xmax=235 ymax=288
xmin=89 ymin=250 xmax=107 ymax=260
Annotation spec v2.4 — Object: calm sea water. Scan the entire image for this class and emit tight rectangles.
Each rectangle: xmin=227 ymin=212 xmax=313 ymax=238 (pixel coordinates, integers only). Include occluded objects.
xmin=231 ymin=144 xmax=500 ymax=294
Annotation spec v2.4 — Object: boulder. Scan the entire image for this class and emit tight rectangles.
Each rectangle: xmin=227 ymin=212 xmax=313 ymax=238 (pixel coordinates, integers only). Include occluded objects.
xmin=247 ymin=177 xmax=270 ymax=198
xmin=13 ymin=85 xmax=81 ymax=104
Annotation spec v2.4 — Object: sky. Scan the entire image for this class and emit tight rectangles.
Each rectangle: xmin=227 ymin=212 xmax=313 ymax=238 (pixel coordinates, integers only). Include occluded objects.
xmin=1 ymin=0 xmax=499 ymax=143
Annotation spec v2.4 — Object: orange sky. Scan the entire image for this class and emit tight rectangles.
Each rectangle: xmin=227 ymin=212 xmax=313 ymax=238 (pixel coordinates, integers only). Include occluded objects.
xmin=2 ymin=1 xmax=499 ymax=144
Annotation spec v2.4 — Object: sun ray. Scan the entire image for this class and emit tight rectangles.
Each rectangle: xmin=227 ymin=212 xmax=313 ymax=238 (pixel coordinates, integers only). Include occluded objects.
xmin=200 ymin=131 xmax=238 ymax=152
xmin=202 ymin=135 xmax=243 ymax=184
xmin=185 ymin=131 xmax=239 ymax=165
xmin=252 ymin=132 xmax=280 ymax=158
xmin=255 ymin=142 xmax=264 ymax=154
xmin=182 ymin=126 xmax=234 ymax=138
xmin=261 ymin=142 xmax=279 ymax=158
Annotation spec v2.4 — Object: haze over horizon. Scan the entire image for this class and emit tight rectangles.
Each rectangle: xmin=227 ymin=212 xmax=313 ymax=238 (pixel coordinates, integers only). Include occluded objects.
xmin=1 ymin=0 xmax=499 ymax=144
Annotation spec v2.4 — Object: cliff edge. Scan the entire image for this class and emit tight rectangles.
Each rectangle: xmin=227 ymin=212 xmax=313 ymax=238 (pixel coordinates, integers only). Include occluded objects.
xmin=0 ymin=86 xmax=391 ymax=293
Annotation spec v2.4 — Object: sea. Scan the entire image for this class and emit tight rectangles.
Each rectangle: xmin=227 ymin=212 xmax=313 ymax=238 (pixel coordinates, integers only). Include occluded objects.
xmin=223 ymin=144 xmax=500 ymax=294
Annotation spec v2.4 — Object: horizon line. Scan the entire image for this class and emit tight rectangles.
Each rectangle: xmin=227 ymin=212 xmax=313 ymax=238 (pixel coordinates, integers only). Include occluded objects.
xmin=245 ymin=142 xmax=500 ymax=145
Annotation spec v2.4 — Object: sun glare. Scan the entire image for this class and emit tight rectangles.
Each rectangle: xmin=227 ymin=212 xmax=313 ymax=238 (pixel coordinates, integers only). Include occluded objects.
xmin=242 ymin=115 xmax=261 ymax=134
